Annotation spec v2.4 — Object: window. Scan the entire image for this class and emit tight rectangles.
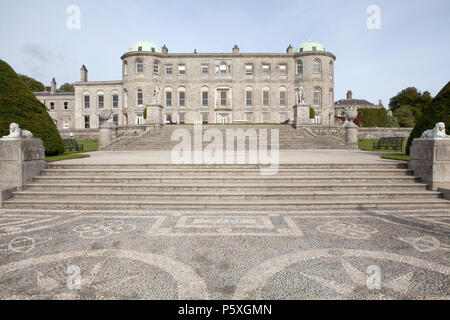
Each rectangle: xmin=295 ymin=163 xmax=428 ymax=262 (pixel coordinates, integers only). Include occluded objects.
xmin=84 ymin=95 xmax=90 ymax=109
xmin=166 ymin=65 xmax=173 ymax=75
xmin=313 ymin=59 xmax=321 ymax=73
xmin=136 ymin=114 xmax=144 ymax=125
xmin=245 ymin=65 xmax=253 ymax=75
xmin=263 ymin=113 xmax=270 ymax=123
xmin=262 ymin=65 xmax=270 ymax=75
xmin=165 ymin=114 xmax=172 ymax=123
xmin=124 ymin=91 xmax=128 ymax=108
xmin=329 ymin=61 xmax=334 ymax=75
xmin=112 ymin=95 xmax=119 ymax=108
xmin=297 ymin=60 xmax=303 ymax=74
xmin=165 ymin=91 xmax=172 ymax=107
xmin=202 ymin=112 xmax=209 ymax=124
xmin=246 ymin=89 xmax=253 ymax=107
xmin=279 ymin=65 xmax=287 ymax=75
xmin=263 ymin=90 xmax=270 ymax=107
xmin=50 ymin=102 xmax=55 ymax=110
xmin=201 ymin=65 xmax=209 ymax=75
xmin=179 ymin=90 xmax=185 ymax=107
xmin=137 ymin=89 xmax=143 ymax=106
xmin=280 ymin=89 xmax=287 ymax=107
xmin=220 ymin=91 xmax=227 ymax=107
xmin=178 ymin=65 xmax=186 ymax=75
xmin=219 ymin=63 xmax=228 ymax=75
xmin=123 ymin=61 xmax=128 ymax=75
xmin=202 ymin=90 xmax=209 ymax=107
xmin=153 ymin=62 xmax=159 ymax=74
xmin=98 ymin=93 xmax=104 ymax=109
xmin=136 ymin=59 xmax=144 ymax=73
xmin=313 ymin=88 xmax=321 ymax=106
xmin=245 ymin=113 xmax=252 ymax=123
xmin=113 ymin=114 xmax=119 ymax=126
xmin=84 ymin=116 xmax=90 ymax=129
xmin=312 ymin=46 xmax=317 ymax=52
xmin=179 ymin=113 xmax=186 ymax=124
xmin=64 ymin=102 xmax=69 ymax=110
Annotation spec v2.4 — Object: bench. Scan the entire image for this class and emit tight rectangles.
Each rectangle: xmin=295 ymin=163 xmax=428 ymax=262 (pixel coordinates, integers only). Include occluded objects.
xmin=63 ymin=139 xmax=84 ymax=152
xmin=372 ymin=137 xmax=404 ymax=152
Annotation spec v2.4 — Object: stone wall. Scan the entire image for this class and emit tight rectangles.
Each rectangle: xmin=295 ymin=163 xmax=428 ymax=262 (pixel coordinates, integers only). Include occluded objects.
xmin=358 ymin=128 xmax=413 ymax=140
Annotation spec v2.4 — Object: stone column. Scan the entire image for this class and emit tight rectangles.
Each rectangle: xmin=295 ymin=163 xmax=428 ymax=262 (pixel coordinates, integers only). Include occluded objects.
xmin=293 ymin=105 xmax=311 ymax=128
xmin=345 ymin=126 xmax=359 ymax=149
xmin=146 ymin=104 xmax=164 ymax=125
xmin=99 ymin=121 xmax=115 ymax=149
xmin=410 ymin=139 xmax=450 ymax=190
xmin=0 ymin=138 xmax=46 ymax=190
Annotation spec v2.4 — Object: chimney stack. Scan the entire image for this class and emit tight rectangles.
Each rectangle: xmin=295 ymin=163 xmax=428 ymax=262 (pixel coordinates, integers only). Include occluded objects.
xmin=162 ymin=45 xmax=168 ymax=54
xmin=50 ymin=78 xmax=57 ymax=94
xmin=286 ymin=45 xmax=293 ymax=54
xmin=347 ymin=90 xmax=353 ymax=100
xmin=80 ymin=65 xmax=88 ymax=82
xmin=233 ymin=45 xmax=240 ymax=54
xmin=379 ymin=99 xmax=383 ymax=106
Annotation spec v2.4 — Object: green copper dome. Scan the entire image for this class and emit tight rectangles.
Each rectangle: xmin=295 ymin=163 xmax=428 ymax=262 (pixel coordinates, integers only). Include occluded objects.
xmin=294 ymin=40 xmax=326 ymax=53
xmin=129 ymin=40 xmax=161 ymax=53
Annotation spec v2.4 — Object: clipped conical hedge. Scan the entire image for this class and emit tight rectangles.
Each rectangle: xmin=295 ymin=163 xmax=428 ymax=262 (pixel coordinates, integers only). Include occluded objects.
xmin=406 ymin=81 xmax=450 ymax=155
xmin=0 ymin=59 xmax=64 ymax=156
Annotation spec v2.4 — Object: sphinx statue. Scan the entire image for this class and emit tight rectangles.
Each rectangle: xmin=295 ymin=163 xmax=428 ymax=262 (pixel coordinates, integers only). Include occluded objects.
xmin=1 ymin=123 xmax=33 ymax=140
xmin=421 ymin=122 xmax=450 ymax=139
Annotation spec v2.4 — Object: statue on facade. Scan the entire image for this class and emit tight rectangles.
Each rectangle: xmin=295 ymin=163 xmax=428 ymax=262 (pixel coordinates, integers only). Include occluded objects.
xmin=153 ymin=81 xmax=161 ymax=105
xmin=421 ymin=122 xmax=450 ymax=139
xmin=297 ymin=87 xmax=305 ymax=105
xmin=1 ymin=123 xmax=33 ymax=140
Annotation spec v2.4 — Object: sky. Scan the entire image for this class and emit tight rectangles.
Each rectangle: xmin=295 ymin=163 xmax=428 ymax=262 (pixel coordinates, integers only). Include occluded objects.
xmin=0 ymin=0 xmax=449 ymax=107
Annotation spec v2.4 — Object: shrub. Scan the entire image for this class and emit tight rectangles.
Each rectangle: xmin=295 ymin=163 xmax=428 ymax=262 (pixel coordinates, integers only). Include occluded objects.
xmin=0 ymin=59 xmax=65 ymax=156
xmin=143 ymin=107 xmax=147 ymax=120
xmin=309 ymin=107 xmax=315 ymax=119
xmin=406 ymin=81 xmax=450 ymax=154
xmin=357 ymin=108 xmax=388 ymax=127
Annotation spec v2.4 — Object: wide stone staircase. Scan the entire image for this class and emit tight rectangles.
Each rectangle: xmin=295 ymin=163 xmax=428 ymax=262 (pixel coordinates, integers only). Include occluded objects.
xmin=3 ymin=162 xmax=450 ymax=210
xmin=105 ymin=125 xmax=348 ymax=151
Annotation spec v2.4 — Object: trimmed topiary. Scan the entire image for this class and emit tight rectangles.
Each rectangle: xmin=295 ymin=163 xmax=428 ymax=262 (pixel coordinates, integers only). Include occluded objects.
xmin=357 ymin=108 xmax=389 ymax=127
xmin=0 ymin=59 xmax=65 ymax=156
xmin=406 ymin=81 xmax=450 ymax=155
xmin=309 ymin=107 xmax=315 ymax=119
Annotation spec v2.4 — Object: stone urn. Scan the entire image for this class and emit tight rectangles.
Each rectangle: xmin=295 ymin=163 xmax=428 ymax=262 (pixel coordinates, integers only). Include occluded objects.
xmin=344 ymin=107 xmax=359 ymax=128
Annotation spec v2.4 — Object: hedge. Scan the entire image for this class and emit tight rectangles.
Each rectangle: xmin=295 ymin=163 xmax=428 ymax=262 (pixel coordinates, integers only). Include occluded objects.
xmin=356 ymin=108 xmax=389 ymax=128
xmin=406 ymin=81 xmax=450 ymax=155
xmin=0 ymin=59 xmax=65 ymax=156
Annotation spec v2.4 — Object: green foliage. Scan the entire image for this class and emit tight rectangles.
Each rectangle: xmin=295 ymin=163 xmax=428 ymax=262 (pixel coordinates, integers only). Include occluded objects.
xmin=394 ymin=105 xmax=416 ymax=127
xmin=386 ymin=114 xmax=400 ymax=128
xmin=0 ymin=59 xmax=65 ymax=156
xmin=309 ymin=107 xmax=315 ymax=119
xmin=389 ymin=87 xmax=432 ymax=127
xmin=143 ymin=107 xmax=147 ymax=120
xmin=357 ymin=108 xmax=388 ymax=127
xmin=406 ymin=81 xmax=450 ymax=155
xmin=18 ymin=74 xmax=45 ymax=92
xmin=58 ymin=83 xmax=75 ymax=93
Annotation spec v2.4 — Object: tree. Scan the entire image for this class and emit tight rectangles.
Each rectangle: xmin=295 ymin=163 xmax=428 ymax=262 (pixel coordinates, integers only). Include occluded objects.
xmin=0 ymin=59 xmax=65 ymax=156
xmin=406 ymin=81 xmax=450 ymax=154
xmin=58 ymin=83 xmax=75 ymax=92
xmin=386 ymin=114 xmax=400 ymax=128
xmin=394 ymin=105 xmax=416 ymax=128
xmin=18 ymin=74 xmax=45 ymax=92
xmin=389 ymin=87 xmax=432 ymax=127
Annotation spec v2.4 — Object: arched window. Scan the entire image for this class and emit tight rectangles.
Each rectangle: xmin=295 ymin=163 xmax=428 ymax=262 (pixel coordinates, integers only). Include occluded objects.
xmin=313 ymin=59 xmax=322 ymax=73
xmin=123 ymin=61 xmax=128 ymax=76
xmin=279 ymin=87 xmax=287 ymax=107
xmin=165 ymin=87 xmax=173 ymax=107
xmin=329 ymin=61 xmax=334 ymax=75
xmin=201 ymin=86 xmax=209 ymax=107
xmin=123 ymin=90 xmax=128 ymax=108
xmin=329 ymin=89 xmax=334 ymax=107
xmin=136 ymin=89 xmax=143 ymax=106
xmin=297 ymin=60 xmax=303 ymax=74
xmin=136 ymin=59 xmax=144 ymax=73
xmin=245 ymin=86 xmax=253 ymax=107
xmin=313 ymin=87 xmax=322 ymax=106
xmin=262 ymin=86 xmax=270 ymax=107
xmin=97 ymin=91 xmax=104 ymax=109
xmin=111 ymin=90 xmax=119 ymax=109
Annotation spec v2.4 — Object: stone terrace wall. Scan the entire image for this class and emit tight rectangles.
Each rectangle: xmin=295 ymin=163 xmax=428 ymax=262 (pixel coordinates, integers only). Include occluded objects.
xmin=358 ymin=128 xmax=413 ymax=140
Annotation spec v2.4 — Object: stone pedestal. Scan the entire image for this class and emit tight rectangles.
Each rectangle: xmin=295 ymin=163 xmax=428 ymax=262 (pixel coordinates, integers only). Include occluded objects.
xmin=345 ymin=125 xmax=359 ymax=149
xmin=146 ymin=104 xmax=164 ymax=125
xmin=293 ymin=105 xmax=311 ymax=128
xmin=99 ymin=121 xmax=115 ymax=149
xmin=0 ymin=138 xmax=46 ymax=190
xmin=410 ymin=138 xmax=450 ymax=190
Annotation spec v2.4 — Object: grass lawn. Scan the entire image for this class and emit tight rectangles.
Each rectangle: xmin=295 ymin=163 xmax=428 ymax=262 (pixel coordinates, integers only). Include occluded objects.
xmin=46 ymin=140 xmax=98 ymax=162
xmin=358 ymin=139 xmax=410 ymax=161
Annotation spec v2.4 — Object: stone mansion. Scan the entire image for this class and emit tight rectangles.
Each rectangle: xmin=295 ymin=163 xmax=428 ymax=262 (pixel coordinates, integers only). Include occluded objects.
xmin=35 ymin=40 xmax=353 ymax=130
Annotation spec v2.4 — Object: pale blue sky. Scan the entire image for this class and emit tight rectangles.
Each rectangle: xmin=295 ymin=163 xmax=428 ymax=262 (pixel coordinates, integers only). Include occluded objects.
xmin=0 ymin=0 xmax=449 ymax=107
